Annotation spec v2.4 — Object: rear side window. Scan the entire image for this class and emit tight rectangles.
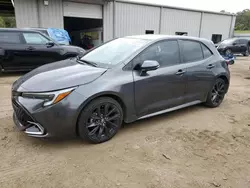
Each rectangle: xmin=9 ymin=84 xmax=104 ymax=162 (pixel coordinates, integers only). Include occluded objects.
xmin=180 ymin=40 xmax=203 ymax=63
xmin=23 ymin=33 xmax=50 ymax=44
xmin=239 ymin=39 xmax=247 ymax=44
xmin=0 ymin=32 xmax=21 ymax=44
xmin=201 ymin=44 xmax=213 ymax=59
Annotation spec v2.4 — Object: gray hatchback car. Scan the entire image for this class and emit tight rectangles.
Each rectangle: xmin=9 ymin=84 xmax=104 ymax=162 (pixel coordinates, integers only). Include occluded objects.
xmin=12 ymin=35 xmax=230 ymax=143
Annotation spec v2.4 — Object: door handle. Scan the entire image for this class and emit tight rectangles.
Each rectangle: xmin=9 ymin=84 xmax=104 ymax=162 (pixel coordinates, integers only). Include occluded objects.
xmin=175 ymin=69 xmax=186 ymax=75
xmin=26 ymin=46 xmax=35 ymax=51
xmin=207 ymin=64 xmax=215 ymax=69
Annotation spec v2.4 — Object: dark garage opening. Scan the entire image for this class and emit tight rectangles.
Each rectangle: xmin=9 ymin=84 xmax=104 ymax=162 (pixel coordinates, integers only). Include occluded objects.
xmin=64 ymin=17 xmax=103 ymax=49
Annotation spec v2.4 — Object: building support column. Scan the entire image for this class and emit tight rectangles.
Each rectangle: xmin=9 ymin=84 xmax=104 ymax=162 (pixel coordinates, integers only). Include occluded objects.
xmin=159 ymin=6 xmax=163 ymax=34
xmin=113 ymin=0 xmax=116 ymax=38
xmin=198 ymin=12 xmax=204 ymax=37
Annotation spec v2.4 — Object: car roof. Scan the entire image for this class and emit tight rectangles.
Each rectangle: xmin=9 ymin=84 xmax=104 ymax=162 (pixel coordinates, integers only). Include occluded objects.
xmin=24 ymin=27 xmax=48 ymax=31
xmin=125 ymin=34 xmax=211 ymax=43
xmin=0 ymin=28 xmax=42 ymax=33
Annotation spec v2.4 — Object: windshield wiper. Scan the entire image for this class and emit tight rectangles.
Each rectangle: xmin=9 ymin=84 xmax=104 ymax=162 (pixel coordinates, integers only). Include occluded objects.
xmin=76 ymin=56 xmax=98 ymax=67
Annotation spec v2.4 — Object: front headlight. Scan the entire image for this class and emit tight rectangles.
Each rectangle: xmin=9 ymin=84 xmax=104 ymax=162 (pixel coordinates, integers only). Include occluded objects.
xmin=22 ymin=87 xmax=76 ymax=107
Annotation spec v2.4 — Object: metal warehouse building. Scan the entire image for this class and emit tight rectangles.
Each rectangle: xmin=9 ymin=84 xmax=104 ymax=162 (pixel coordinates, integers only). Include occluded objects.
xmin=12 ymin=0 xmax=236 ymax=45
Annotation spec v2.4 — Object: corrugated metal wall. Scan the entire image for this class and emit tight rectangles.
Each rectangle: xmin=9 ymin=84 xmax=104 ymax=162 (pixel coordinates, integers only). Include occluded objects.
xmin=103 ymin=2 xmax=114 ymax=42
xmin=38 ymin=0 xmax=64 ymax=28
xmin=115 ymin=2 xmax=161 ymax=37
xmin=14 ymin=0 xmax=235 ymax=42
xmin=114 ymin=1 xmax=234 ymax=41
xmin=15 ymin=0 xmax=39 ymax=27
xmin=15 ymin=0 xmax=63 ymax=28
xmin=161 ymin=8 xmax=201 ymax=37
xmin=200 ymin=13 xmax=232 ymax=40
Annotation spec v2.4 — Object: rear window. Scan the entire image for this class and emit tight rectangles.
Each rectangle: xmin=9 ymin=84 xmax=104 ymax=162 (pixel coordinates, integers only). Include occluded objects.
xmin=0 ymin=32 xmax=21 ymax=44
xmin=180 ymin=40 xmax=203 ymax=63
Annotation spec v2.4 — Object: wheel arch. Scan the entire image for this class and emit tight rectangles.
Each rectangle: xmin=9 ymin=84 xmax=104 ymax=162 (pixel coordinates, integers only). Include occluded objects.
xmin=217 ymin=74 xmax=229 ymax=92
xmin=75 ymin=92 xmax=127 ymax=136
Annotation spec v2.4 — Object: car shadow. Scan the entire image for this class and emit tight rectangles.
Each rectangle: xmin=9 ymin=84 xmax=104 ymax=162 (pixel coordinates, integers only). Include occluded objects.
xmin=122 ymin=104 xmax=206 ymax=132
xmin=24 ymin=104 xmax=207 ymax=149
xmin=0 ymin=72 xmax=26 ymax=77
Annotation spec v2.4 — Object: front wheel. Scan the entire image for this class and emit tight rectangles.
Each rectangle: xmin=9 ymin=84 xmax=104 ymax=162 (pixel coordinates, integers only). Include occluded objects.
xmin=225 ymin=49 xmax=232 ymax=56
xmin=78 ymin=97 xmax=123 ymax=144
xmin=205 ymin=78 xmax=227 ymax=108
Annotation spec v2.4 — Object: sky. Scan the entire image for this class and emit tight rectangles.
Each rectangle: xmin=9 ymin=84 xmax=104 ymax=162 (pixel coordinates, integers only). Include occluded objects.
xmin=125 ymin=0 xmax=248 ymax=13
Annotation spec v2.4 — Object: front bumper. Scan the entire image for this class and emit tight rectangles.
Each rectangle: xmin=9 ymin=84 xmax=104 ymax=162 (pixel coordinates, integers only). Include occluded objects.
xmin=12 ymin=91 xmax=87 ymax=138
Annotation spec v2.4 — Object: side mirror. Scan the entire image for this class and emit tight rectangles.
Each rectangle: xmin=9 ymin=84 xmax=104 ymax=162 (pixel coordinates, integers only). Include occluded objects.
xmin=232 ymin=42 xmax=237 ymax=46
xmin=140 ymin=60 xmax=160 ymax=74
xmin=46 ymin=41 xmax=55 ymax=48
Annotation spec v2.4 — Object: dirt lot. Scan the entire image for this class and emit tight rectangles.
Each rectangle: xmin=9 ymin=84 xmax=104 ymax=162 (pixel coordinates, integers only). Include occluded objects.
xmin=1 ymin=57 xmax=250 ymax=188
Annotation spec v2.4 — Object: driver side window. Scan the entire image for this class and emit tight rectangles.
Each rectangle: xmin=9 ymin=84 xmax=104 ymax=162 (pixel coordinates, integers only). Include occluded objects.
xmin=133 ymin=40 xmax=180 ymax=69
xmin=23 ymin=33 xmax=50 ymax=45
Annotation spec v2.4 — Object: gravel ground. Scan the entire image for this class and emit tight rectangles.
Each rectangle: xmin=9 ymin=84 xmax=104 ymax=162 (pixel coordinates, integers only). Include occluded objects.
xmin=1 ymin=57 xmax=250 ymax=188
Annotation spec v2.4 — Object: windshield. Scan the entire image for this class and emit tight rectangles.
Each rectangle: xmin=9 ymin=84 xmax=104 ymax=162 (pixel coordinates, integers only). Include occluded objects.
xmin=80 ymin=38 xmax=149 ymax=68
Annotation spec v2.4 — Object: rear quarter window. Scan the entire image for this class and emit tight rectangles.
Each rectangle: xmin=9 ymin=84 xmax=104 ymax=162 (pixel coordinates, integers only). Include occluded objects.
xmin=0 ymin=32 xmax=21 ymax=44
xmin=201 ymin=44 xmax=213 ymax=59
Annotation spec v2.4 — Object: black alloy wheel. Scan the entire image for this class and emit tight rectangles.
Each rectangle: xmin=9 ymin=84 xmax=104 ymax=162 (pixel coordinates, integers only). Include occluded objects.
xmin=78 ymin=97 xmax=123 ymax=143
xmin=205 ymin=78 xmax=226 ymax=107
xmin=242 ymin=49 xmax=249 ymax=56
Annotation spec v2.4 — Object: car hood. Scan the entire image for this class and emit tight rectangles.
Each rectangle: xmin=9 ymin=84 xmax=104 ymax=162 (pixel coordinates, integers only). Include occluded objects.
xmin=13 ymin=59 xmax=107 ymax=92
xmin=60 ymin=45 xmax=85 ymax=54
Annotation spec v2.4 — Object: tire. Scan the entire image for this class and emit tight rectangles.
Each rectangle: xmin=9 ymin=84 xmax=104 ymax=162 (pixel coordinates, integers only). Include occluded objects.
xmin=0 ymin=65 xmax=3 ymax=75
xmin=78 ymin=97 xmax=123 ymax=144
xmin=225 ymin=49 xmax=232 ymax=56
xmin=242 ymin=50 xmax=249 ymax=56
xmin=205 ymin=78 xmax=227 ymax=108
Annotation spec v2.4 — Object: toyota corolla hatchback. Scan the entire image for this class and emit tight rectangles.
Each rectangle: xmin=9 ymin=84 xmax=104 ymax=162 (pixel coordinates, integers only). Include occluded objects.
xmin=12 ymin=35 xmax=230 ymax=143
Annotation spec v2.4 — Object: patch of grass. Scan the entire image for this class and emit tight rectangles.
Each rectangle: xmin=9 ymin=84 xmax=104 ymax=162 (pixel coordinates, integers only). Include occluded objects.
xmin=235 ymin=30 xmax=250 ymax=34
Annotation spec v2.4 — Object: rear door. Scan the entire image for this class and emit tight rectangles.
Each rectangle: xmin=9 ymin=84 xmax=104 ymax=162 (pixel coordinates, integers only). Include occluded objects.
xmin=21 ymin=32 xmax=61 ymax=69
xmin=179 ymin=40 xmax=215 ymax=103
xmin=0 ymin=31 xmax=30 ymax=71
xmin=133 ymin=40 xmax=187 ymax=117
xmin=239 ymin=39 xmax=248 ymax=52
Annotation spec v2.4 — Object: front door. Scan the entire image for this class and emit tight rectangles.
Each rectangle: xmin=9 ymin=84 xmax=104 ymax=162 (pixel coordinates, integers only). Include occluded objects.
xmin=132 ymin=40 xmax=187 ymax=118
xmin=231 ymin=39 xmax=241 ymax=53
xmin=0 ymin=31 xmax=32 ymax=71
xmin=21 ymin=32 xmax=60 ymax=69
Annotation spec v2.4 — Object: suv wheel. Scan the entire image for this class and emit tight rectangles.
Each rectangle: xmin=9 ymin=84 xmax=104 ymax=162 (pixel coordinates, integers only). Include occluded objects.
xmin=205 ymin=78 xmax=226 ymax=108
xmin=225 ymin=49 xmax=232 ymax=56
xmin=78 ymin=97 xmax=123 ymax=144
xmin=242 ymin=50 xmax=249 ymax=56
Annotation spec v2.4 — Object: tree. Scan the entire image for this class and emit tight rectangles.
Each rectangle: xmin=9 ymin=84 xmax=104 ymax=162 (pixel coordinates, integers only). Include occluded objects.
xmin=0 ymin=16 xmax=16 ymax=28
xmin=3 ymin=17 xmax=16 ymax=28
xmin=0 ymin=17 xmax=6 ymax=28
xmin=235 ymin=9 xmax=250 ymax=30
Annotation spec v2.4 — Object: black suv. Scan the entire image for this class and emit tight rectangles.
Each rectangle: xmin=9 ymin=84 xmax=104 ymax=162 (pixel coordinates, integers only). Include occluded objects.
xmin=0 ymin=28 xmax=85 ymax=73
xmin=216 ymin=38 xmax=250 ymax=56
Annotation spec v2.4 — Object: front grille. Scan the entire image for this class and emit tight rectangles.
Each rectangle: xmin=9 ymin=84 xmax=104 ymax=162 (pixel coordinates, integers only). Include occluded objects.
xmin=12 ymin=90 xmax=21 ymax=97
xmin=12 ymin=99 xmax=33 ymax=127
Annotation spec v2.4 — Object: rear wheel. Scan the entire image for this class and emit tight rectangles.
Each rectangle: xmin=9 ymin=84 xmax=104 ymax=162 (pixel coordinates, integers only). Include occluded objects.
xmin=205 ymin=78 xmax=227 ymax=108
xmin=0 ymin=65 xmax=3 ymax=75
xmin=78 ymin=97 xmax=123 ymax=144
xmin=242 ymin=50 xmax=249 ymax=56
